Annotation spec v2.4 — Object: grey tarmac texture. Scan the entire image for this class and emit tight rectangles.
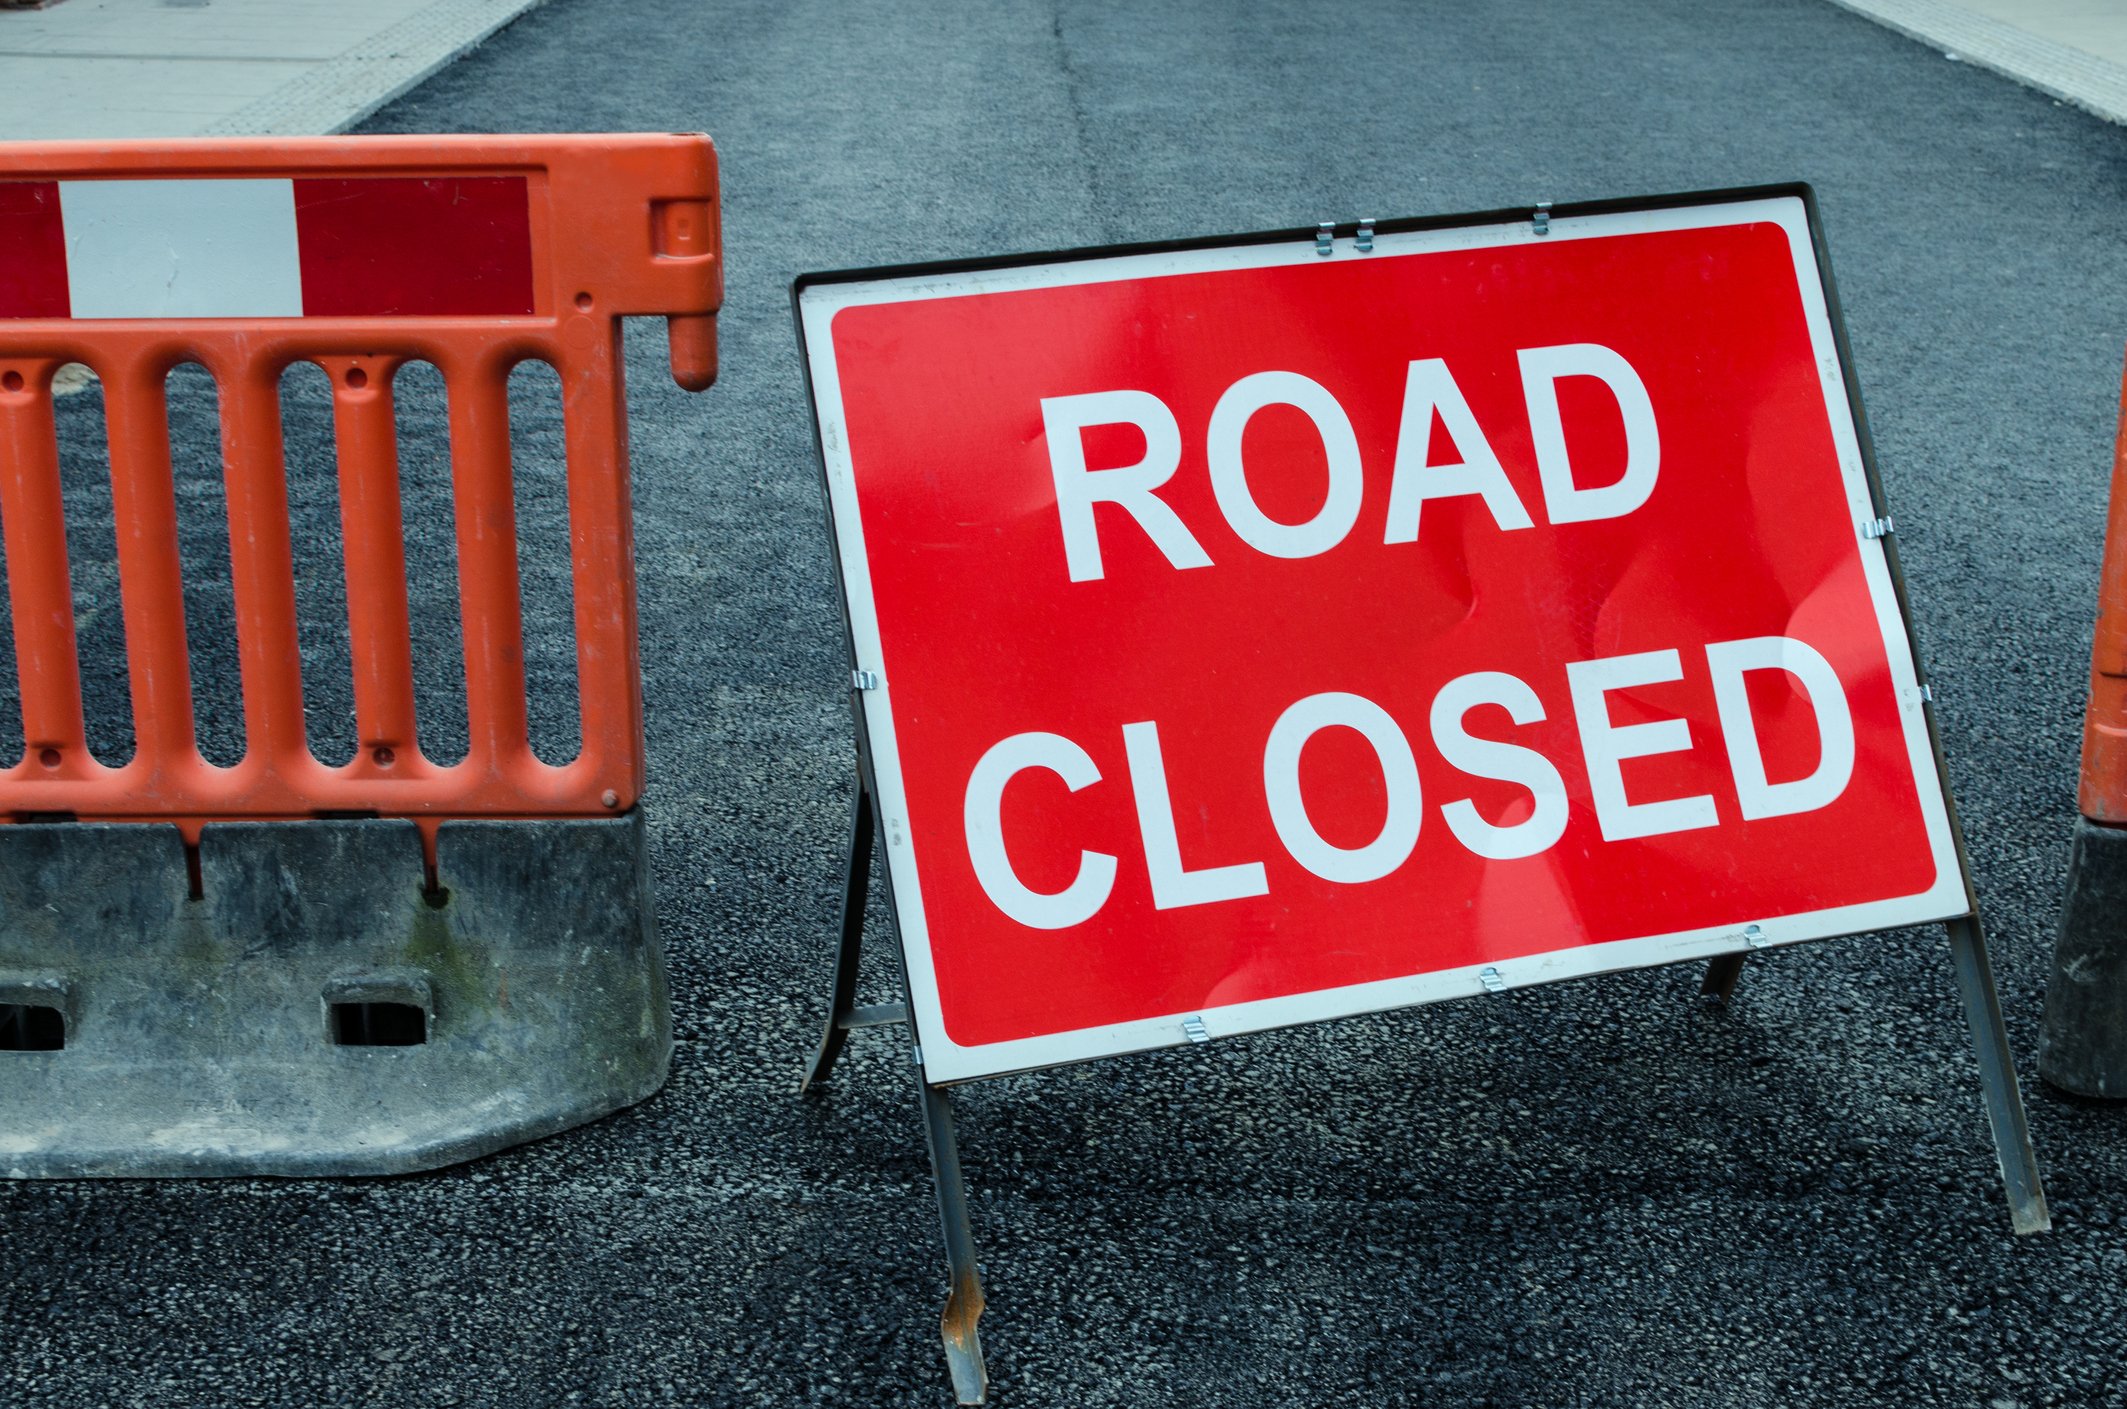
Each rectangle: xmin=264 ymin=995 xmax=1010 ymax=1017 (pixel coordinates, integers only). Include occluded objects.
xmin=7 ymin=1 xmax=2127 ymax=1406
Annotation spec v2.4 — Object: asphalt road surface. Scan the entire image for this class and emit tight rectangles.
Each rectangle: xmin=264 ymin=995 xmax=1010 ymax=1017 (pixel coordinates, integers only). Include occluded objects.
xmin=10 ymin=1 xmax=2127 ymax=1405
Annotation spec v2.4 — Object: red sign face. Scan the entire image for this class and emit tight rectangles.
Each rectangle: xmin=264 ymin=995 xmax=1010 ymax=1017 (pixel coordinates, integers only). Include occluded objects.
xmin=799 ymin=193 xmax=1963 ymax=1082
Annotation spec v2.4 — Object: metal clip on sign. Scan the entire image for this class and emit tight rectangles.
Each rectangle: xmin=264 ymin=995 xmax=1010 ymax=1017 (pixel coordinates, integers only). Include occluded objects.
xmin=0 ymin=133 xmax=721 ymax=1175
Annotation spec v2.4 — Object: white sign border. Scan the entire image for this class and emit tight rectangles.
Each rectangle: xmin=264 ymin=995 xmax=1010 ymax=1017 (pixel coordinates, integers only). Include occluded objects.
xmin=798 ymin=194 xmax=1970 ymax=1085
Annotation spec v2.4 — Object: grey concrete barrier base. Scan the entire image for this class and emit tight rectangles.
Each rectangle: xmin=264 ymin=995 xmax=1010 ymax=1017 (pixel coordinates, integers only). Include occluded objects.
xmin=0 ymin=809 xmax=669 ymax=1177
xmin=2041 ymin=816 xmax=2127 ymax=1099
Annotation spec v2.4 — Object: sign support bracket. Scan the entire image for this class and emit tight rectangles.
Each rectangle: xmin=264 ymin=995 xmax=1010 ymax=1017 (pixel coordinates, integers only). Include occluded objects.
xmin=1699 ymin=953 xmax=1747 ymax=1003
xmin=799 ymin=784 xmax=877 ymax=1095
xmin=800 ymin=781 xmax=991 ymax=1403
xmin=1945 ymin=912 xmax=2052 ymax=1234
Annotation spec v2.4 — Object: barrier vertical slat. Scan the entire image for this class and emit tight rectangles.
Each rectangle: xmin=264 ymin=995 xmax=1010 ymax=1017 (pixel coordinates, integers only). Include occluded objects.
xmin=0 ymin=367 xmax=89 ymax=773
xmin=103 ymin=355 xmax=199 ymax=771
xmin=217 ymin=357 xmax=307 ymax=769
xmin=446 ymin=353 xmax=530 ymax=773
xmin=560 ymin=328 xmax=643 ymax=803
xmin=331 ymin=362 xmax=420 ymax=767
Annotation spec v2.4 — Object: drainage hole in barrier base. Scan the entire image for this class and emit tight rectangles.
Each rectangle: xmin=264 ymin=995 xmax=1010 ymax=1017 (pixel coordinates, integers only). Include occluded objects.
xmin=330 ymin=1002 xmax=427 ymax=1047
xmin=0 ymin=1005 xmax=65 ymax=1052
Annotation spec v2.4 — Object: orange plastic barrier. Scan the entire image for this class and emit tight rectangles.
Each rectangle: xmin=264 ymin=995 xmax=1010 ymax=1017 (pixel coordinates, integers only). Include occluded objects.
xmin=0 ymin=135 xmax=720 ymax=847
xmin=2082 ymin=355 xmax=2127 ymax=824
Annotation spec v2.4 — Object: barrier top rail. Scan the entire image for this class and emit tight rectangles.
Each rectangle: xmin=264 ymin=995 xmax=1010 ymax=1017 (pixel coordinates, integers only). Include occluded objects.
xmin=0 ymin=133 xmax=721 ymax=832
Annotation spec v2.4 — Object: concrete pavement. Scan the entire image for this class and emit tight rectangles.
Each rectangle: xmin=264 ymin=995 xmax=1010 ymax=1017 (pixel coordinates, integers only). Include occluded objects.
xmin=1835 ymin=0 xmax=2127 ymax=124
xmin=0 ymin=0 xmax=546 ymax=139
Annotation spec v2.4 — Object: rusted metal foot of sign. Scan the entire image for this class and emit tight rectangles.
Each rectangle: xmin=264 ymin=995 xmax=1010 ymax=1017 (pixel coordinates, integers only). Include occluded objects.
xmin=921 ymin=1068 xmax=991 ymax=1404
xmin=801 ymin=783 xmax=989 ymax=1404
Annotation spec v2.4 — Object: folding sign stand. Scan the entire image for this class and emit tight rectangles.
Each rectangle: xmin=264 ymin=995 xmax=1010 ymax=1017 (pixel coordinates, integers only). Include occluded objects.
xmin=805 ymin=812 xmax=2050 ymax=1407
xmin=800 ymin=779 xmax=987 ymax=1404
xmin=792 ymin=189 xmax=2053 ymax=1405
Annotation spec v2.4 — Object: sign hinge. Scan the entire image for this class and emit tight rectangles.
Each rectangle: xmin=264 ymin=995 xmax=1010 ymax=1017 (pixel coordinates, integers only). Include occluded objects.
xmin=852 ymin=669 xmax=882 ymax=691
xmin=1181 ymin=1015 xmax=1210 ymax=1044
xmin=1315 ymin=221 xmax=1335 ymax=257
xmin=1862 ymin=515 xmax=1895 ymax=540
xmin=1478 ymin=966 xmax=1507 ymax=994
xmin=1743 ymin=923 xmax=1769 ymax=950
xmin=1920 ymin=682 xmax=1935 ymax=703
xmin=1355 ymin=218 xmax=1375 ymax=254
xmin=1532 ymin=201 xmax=1552 ymax=237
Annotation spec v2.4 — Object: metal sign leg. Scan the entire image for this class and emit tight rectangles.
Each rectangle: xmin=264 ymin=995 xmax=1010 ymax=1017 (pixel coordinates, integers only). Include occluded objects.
xmin=1700 ymin=953 xmax=1747 ymax=1003
xmin=801 ymin=785 xmax=874 ymax=1095
xmin=797 ymin=778 xmax=990 ymax=1400
xmin=1945 ymin=913 xmax=2052 ymax=1235
xmin=917 ymin=1069 xmax=989 ymax=1405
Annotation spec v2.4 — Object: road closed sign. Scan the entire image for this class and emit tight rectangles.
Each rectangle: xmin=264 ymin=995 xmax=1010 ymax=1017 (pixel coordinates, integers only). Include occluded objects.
xmin=796 ymin=188 xmax=1967 ymax=1083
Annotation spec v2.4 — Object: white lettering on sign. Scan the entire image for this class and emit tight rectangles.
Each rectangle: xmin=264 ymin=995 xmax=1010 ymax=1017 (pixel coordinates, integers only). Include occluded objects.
xmin=1042 ymin=343 xmax=1658 ymax=581
xmin=1566 ymin=648 xmax=1721 ymax=843
xmin=1383 ymin=358 xmax=1534 ymax=543
xmin=961 ymin=635 xmax=1856 ymax=928
xmin=964 ymin=732 xmax=1117 ymax=929
xmin=1517 ymin=343 xmax=1662 ymax=524
xmin=1206 ymin=371 xmax=1366 ymax=560
xmin=1039 ymin=389 xmax=1212 ymax=583
xmin=1706 ymin=636 xmax=1856 ymax=820
xmin=1429 ymin=671 xmax=1570 ymax=861
xmin=1121 ymin=720 xmax=1269 ymax=909
xmin=1263 ymin=691 xmax=1425 ymax=884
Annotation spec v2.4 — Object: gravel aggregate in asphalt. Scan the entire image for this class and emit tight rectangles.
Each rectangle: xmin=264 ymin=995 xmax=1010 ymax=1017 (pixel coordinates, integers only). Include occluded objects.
xmin=9 ymin=1 xmax=2127 ymax=1405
